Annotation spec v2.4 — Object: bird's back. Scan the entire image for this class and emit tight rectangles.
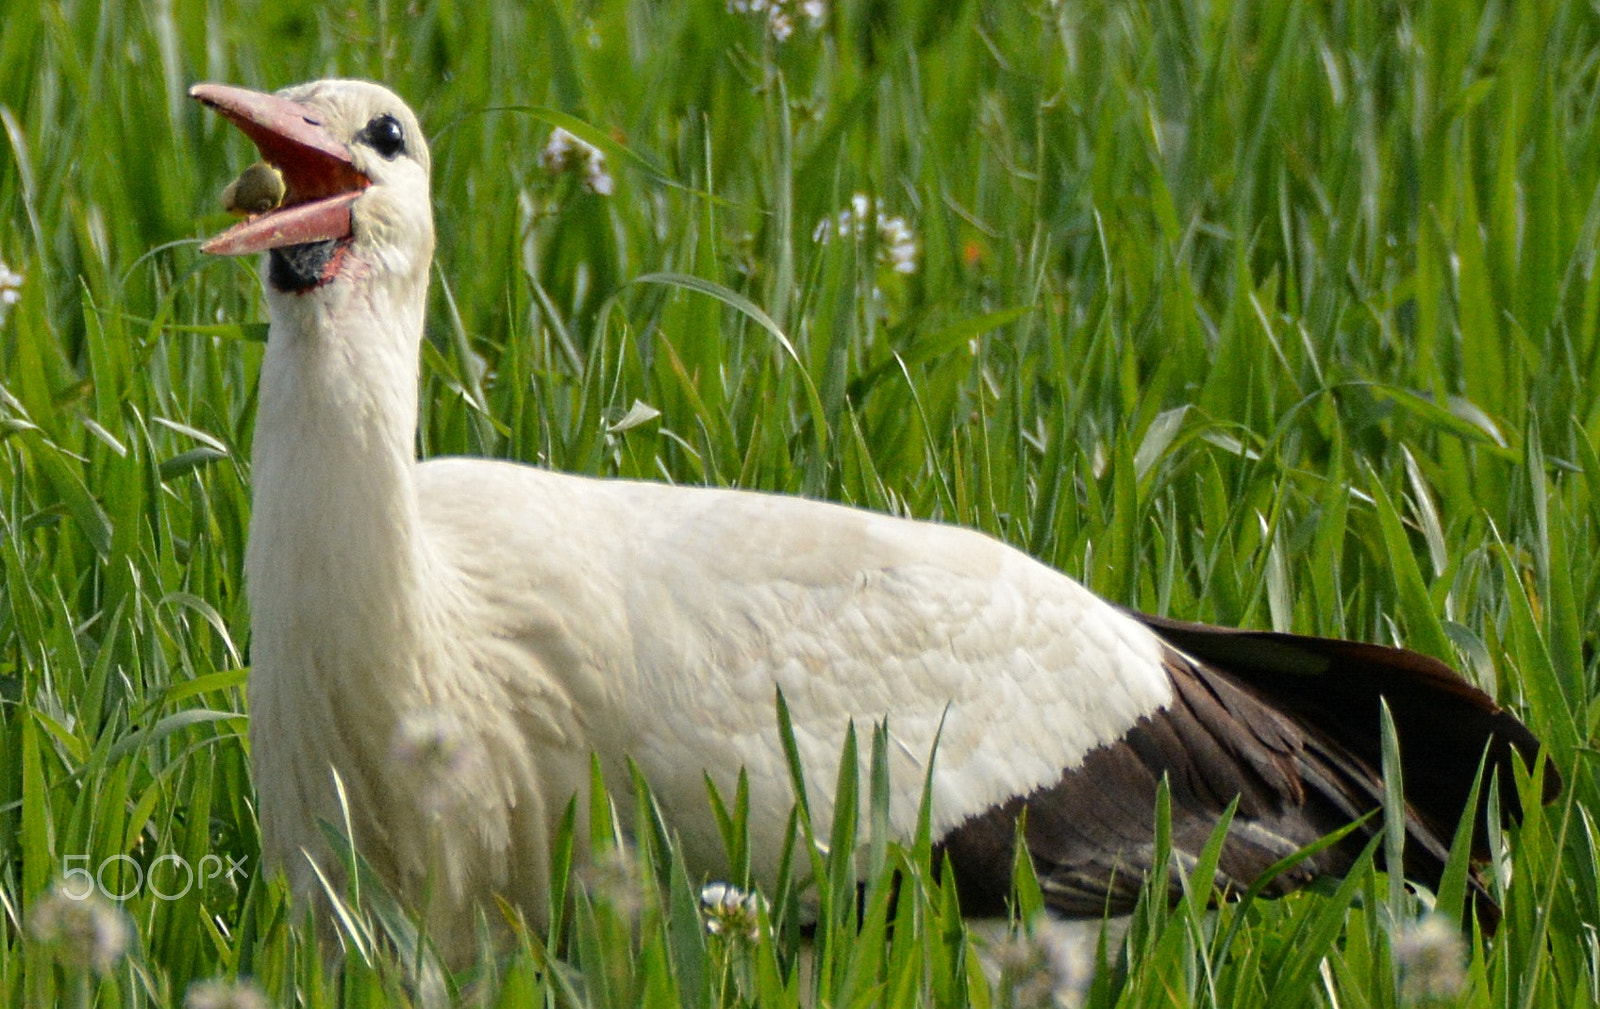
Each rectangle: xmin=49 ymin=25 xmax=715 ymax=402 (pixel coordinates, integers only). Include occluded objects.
xmin=414 ymin=457 xmax=1179 ymax=888
xmin=412 ymin=457 xmax=1548 ymax=927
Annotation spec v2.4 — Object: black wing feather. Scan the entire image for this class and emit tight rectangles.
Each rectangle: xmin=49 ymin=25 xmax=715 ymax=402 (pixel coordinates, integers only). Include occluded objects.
xmin=934 ymin=613 xmax=1555 ymax=928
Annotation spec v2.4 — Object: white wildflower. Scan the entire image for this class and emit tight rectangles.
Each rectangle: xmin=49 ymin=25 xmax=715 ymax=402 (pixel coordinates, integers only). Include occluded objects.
xmin=390 ymin=710 xmax=485 ymax=816
xmin=988 ymin=916 xmax=1098 ymax=1008
xmin=27 ymin=881 xmax=131 ymax=975
xmin=539 ymin=127 xmax=614 ymax=196
xmin=728 ymin=0 xmax=825 ymax=41
xmin=578 ymin=843 xmax=646 ymax=922
xmin=699 ymin=881 xmax=767 ymax=942
xmin=880 ymin=215 xmax=918 ymax=274
xmin=1392 ymin=914 xmax=1467 ymax=1004
xmin=813 ymin=193 xmax=919 ymax=275
xmin=185 ymin=977 xmax=272 ymax=1009
xmin=849 ymin=192 xmax=871 ymax=229
xmin=0 ymin=261 xmax=21 ymax=306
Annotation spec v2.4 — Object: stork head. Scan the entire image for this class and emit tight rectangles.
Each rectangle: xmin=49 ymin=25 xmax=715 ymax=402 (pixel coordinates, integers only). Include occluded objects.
xmin=192 ymin=79 xmax=434 ymax=296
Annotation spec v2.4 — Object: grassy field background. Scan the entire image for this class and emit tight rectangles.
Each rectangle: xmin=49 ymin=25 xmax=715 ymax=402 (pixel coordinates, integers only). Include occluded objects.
xmin=2 ymin=0 xmax=1598 ymax=1004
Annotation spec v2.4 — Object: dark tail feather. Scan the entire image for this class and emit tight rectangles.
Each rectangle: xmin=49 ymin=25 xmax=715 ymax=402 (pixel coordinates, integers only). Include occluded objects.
xmin=936 ymin=610 xmax=1555 ymax=930
xmin=1124 ymin=610 xmax=1559 ymax=886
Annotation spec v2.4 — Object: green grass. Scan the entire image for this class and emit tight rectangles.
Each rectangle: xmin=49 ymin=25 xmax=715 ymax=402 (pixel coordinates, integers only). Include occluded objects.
xmin=2 ymin=0 xmax=1598 ymax=1004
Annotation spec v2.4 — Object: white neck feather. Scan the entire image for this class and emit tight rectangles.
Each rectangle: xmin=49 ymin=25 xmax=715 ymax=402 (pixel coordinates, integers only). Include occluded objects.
xmin=245 ymin=264 xmax=434 ymax=695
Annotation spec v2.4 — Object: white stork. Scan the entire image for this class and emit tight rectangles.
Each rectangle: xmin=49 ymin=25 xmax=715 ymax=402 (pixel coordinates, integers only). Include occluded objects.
xmin=190 ymin=79 xmax=1550 ymax=953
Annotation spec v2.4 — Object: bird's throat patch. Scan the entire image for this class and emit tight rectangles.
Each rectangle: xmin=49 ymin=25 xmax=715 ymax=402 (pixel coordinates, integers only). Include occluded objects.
xmin=269 ymin=238 xmax=349 ymax=292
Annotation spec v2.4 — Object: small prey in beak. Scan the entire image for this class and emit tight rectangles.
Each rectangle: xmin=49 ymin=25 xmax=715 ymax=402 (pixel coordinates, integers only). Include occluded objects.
xmin=221 ymin=161 xmax=287 ymax=218
xmin=191 ymin=83 xmax=369 ymax=259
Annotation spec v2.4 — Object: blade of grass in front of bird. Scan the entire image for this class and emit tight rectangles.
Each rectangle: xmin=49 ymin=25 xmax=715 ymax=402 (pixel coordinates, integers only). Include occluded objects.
xmin=1270 ymin=834 xmax=1383 ymax=1002
xmin=1436 ymin=747 xmax=1489 ymax=930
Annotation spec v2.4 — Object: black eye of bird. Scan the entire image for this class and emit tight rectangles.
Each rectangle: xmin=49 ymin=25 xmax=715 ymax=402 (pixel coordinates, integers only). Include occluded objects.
xmin=359 ymin=114 xmax=405 ymax=160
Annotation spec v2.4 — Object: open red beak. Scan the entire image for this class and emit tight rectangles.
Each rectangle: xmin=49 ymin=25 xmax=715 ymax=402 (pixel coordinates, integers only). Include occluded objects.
xmin=191 ymin=83 xmax=370 ymax=256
